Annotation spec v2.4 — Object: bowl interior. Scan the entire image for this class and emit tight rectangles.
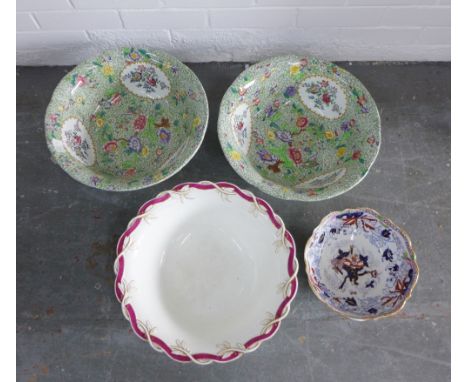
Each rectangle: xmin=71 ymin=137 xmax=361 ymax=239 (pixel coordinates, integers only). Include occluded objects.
xmin=122 ymin=186 xmax=291 ymax=354
xmin=218 ymin=55 xmax=381 ymax=201
xmin=305 ymin=209 xmax=418 ymax=319
xmin=45 ymin=48 xmax=208 ymax=190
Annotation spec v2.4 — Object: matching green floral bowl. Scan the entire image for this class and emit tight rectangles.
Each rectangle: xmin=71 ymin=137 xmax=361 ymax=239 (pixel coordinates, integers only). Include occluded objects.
xmin=218 ymin=55 xmax=381 ymax=201
xmin=45 ymin=48 xmax=209 ymax=191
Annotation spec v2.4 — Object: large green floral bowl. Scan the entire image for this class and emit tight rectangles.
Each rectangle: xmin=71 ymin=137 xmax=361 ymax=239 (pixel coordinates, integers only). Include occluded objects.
xmin=218 ymin=56 xmax=380 ymax=201
xmin=45 ymin=48 xmax=208 ymax=191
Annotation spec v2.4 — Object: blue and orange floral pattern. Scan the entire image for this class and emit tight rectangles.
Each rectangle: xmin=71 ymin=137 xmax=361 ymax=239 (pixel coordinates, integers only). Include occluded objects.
xmin=305 ymin=208 xmax=419 ymax=320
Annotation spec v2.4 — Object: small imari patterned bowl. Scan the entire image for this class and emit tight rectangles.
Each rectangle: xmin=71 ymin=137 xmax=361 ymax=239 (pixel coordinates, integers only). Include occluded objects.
xmin=304 ymin=208 xmax=418 ymax=320
xmin=218 ymin=55 xmax=381 ymax=201
xmin=114 ymin=181 xmax=298 ymax=364
xmin=45 ymin=48 xmax=208 ymax=191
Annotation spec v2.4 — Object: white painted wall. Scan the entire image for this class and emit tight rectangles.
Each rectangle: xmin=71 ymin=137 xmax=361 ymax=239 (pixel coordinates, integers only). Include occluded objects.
xmin=16 ymin=0 xmax=451 ymax=65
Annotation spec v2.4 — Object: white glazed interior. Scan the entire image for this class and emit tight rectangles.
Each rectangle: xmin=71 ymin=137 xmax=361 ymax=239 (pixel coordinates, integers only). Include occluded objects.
xmin=122 ymin=187 xmax=291 ymax=355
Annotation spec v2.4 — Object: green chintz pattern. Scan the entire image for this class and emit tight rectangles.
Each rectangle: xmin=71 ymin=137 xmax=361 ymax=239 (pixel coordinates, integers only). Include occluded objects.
xmin=218 ymin=55 xmax=381 ymax=201
xmin=45 ymin=48 xmax=208 ymax=191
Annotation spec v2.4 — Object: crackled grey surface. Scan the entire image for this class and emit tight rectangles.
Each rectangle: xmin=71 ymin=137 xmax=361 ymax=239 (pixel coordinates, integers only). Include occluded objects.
xmin=17 ymin=62 xmax=450 ymax=382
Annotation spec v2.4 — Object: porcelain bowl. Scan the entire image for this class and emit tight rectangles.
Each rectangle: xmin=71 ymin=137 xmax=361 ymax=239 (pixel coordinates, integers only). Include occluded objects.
xmin=45 ymin=48 xmax=208 ymax=191
xmin=114 ymin=181 xmax=298 ymax=364
xmin=304 ymin=208 xmax=418 ymax=320
xmin=218 ymin=55 xmax=381 ymax=201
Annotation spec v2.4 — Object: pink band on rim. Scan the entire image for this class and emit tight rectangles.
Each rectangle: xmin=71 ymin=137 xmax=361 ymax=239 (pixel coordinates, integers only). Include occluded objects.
xmin=114 ymin=181 xmax=298 ymax=363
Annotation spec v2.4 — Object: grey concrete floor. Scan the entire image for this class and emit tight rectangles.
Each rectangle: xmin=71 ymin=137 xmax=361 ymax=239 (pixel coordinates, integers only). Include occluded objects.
xmin=17 ymin=62 xmax=450 ymax=382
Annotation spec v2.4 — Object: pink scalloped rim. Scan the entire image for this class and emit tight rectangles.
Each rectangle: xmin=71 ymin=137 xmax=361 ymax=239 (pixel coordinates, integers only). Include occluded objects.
xmin=114 ymin=181 xmax=298 ymax=363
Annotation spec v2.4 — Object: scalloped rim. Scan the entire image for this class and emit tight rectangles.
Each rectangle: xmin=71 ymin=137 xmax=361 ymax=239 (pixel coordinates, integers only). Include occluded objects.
xmin=304 ymin=207 xmax=419 ymax=321
xmin=114 ymin=181 xmax=298 ymax=363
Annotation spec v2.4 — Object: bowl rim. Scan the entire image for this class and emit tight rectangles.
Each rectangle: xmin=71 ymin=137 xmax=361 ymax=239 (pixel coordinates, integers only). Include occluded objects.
xmin=45 ymin=48 xmax=209 ymax=192
xmin=304 ymin=207 xmax=419 ymax=321
xmin=217 ymin=54 xmax=381 ymax=202
xmin=114 ymin=180 xmax=299 ymax=364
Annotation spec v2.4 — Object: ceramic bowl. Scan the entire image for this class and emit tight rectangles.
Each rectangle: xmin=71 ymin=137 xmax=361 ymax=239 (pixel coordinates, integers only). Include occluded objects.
xmin=304 ymin=208 xmax=418 ymax=320
xmin=45 ymin=48 xmax=208 ymax=191
xmin=218 ymin=55 xmax=381 ymax=201
xmin=114 ymin=181 xmax=298 ymax=364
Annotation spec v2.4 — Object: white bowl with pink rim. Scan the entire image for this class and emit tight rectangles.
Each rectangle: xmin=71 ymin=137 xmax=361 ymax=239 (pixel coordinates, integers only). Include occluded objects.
xmin=114 ymin=181 xmax=298 ymax=364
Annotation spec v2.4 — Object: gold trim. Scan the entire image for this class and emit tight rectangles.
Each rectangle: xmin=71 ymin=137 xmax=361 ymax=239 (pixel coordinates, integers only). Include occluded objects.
xmin=303 ymin=207 xmax=419 ymax=321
